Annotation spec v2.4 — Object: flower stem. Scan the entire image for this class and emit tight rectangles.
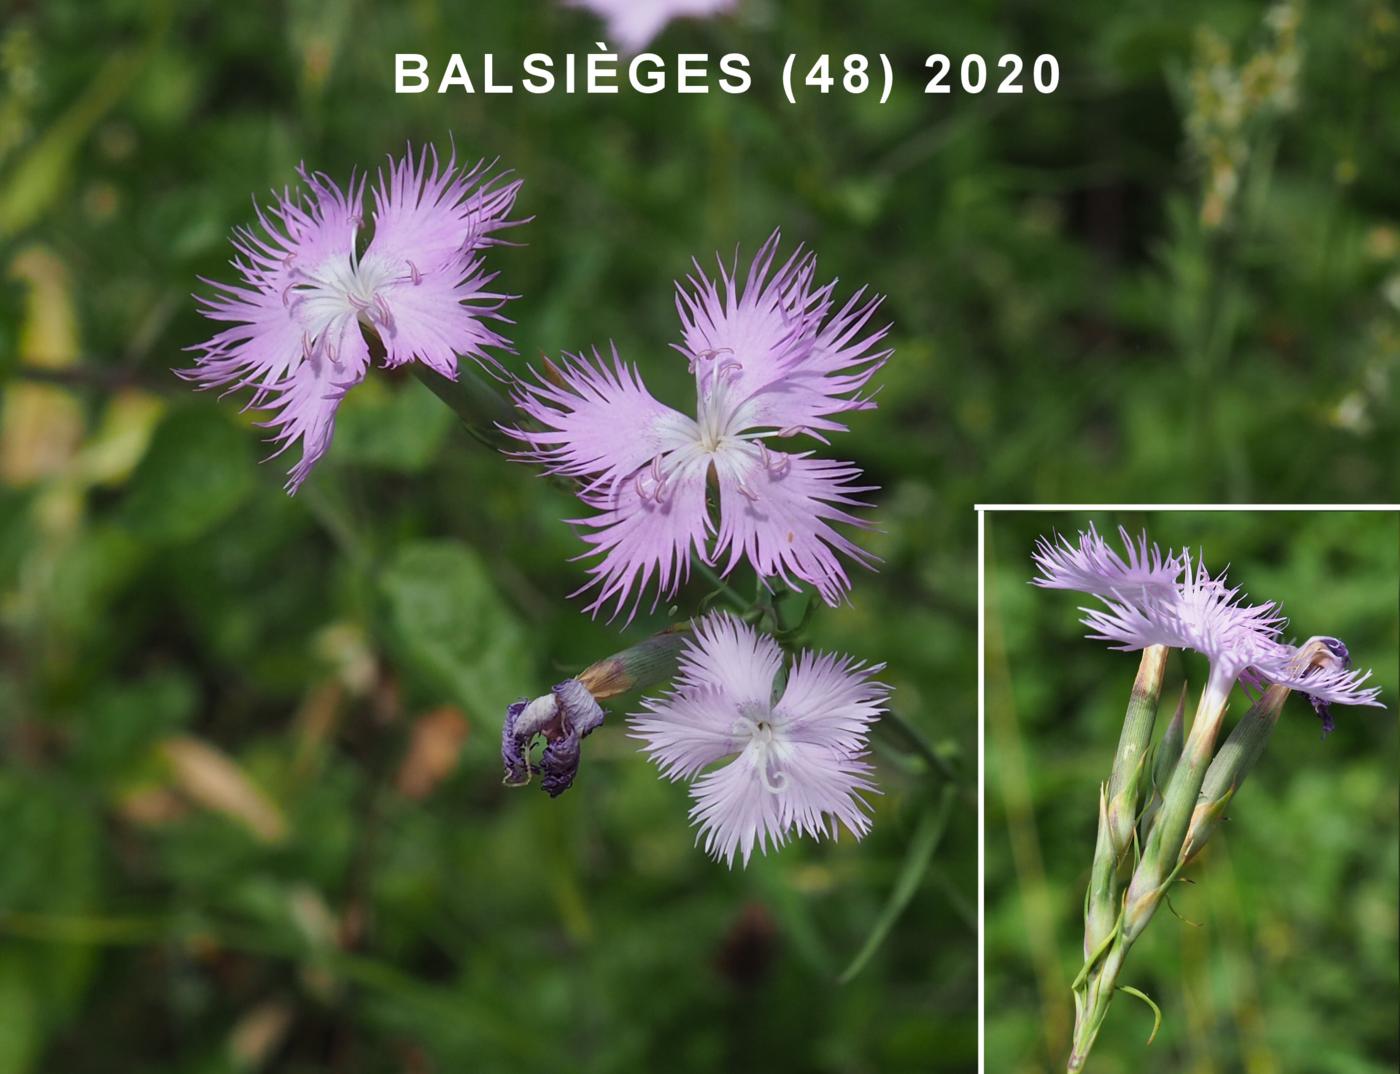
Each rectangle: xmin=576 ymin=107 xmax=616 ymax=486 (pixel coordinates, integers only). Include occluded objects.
xmin=1122 ymin=664 xmax=1233 ymax=943
xmin=691 ymin=559 xmax=754 ymax=614
xmin=874 ymin=708 xmax=960 ymax=786
xmin=410 ymin=363 xmax=517 ymax=451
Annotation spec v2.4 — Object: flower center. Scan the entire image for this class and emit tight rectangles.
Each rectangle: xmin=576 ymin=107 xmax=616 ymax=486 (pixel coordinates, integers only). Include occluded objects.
xmin=733 ymin=704 xmax=789 ymax=793
xmin=283 ymin=253 xmax=423 ymax=355
xmin=695 ymin=374 xmax=743 ymax=454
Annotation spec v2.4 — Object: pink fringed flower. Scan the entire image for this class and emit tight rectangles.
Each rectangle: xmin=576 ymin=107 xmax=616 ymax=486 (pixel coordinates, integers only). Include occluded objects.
xmin=511 ymin=231 xmax=890 ymax=619
xmin=1033 ymin=524 xmax=1184 ymax=601
xmin=630 ymin=613 xmax=886 ymax=867
xmin=564 ymin=0 xmax=737 ymax=52
xmin=1035 ymin=527 xmax=1383 ymax=726
xmin=185 ymin=144 xmax=523 ymax=491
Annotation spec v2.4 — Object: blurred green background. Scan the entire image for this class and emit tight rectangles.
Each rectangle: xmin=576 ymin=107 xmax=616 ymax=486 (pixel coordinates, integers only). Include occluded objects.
xmin=986 ymin=510 xmax=1399 ymax=1073
xmin=0 ymin=0 xmax=1397 ymax=1071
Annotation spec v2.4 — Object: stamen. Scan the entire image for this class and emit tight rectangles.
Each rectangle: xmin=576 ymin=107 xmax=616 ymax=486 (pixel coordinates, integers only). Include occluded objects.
xmin=407 ymin=260 xmax=422 ymax=286
xmin=688 ymin=346 xmax=734 ymax=375
xmin=373 ymin=293 xmax=395 ymax=331
xmin=736 ymin=480 xmax=759 ymax=503
xmin=759 ymin=442 xmax=791 ymax=478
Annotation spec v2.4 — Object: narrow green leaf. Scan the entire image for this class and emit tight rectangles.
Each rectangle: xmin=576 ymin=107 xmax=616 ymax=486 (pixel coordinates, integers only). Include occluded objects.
xmin=838 ymin=784 xmax=956 ymax=984
xmin=1117 ymin=984 xmax=1163 ymax=1045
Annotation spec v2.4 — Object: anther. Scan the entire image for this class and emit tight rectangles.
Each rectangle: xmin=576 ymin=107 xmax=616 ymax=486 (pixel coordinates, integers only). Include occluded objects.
xmin=373 ymin=293 xmax=395 ymax=330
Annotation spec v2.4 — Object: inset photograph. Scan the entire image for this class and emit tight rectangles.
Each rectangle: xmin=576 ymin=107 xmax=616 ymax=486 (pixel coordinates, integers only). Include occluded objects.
xmin=983 ymin=510 xmax=1399 ymax=1072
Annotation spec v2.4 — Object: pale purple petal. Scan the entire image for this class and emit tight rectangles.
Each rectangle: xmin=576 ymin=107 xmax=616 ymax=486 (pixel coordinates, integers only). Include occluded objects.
xmin=729 ymin=285 xmax=892 ymax=436
xmin=256 ymin=314 xmax=371 ymax=492
xmin=1250 ymin=637 xmax=1383 ymax=710
xmin=772 ymin=744 xmax=877 ymax=842
xmin=677 ymin=231 xmax=823 ymax=405
xmin=711 ymin=446 xmax=876 ymax=606
xmin=672 ymin=611 xmax=784 ymax=702
xmin=507 ymin=346 xmax=697 ymax=493
xmin=572 ymin=452 xmax=713 ymax=621
xmin=678 ymin=231 xmax=891 ymax=437
xmin=369 ymin=253 xmax=514 ymax=376
xmin=777 ymin=649 xmax=889 ymax=754
xmin=630 ymin=686 xmax=744 ymax=780
xmin=367 ymin=145 xmax=523 ymax=274
xmin=689 ymin=748 xmax=789 ymax=867
xmin=1032 ymin=524 xmax=1184 ymax=600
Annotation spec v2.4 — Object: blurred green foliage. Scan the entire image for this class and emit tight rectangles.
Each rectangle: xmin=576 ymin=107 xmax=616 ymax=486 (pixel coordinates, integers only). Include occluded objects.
xmin=0 ymin=0 xmax=1396 ymax=1071
xmin=986 ymin=511 xmax=1399 ymax=1073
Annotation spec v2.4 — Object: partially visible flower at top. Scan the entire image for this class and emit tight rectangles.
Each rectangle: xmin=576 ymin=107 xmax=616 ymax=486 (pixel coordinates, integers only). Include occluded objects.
xmin=509 ymin=231 xmax=890 ymax=620
xmin=184 ymin=143 xmax=524 ymax=492
xmin=1033 ymin=524 xmax=1185 ymax=601
xmin=630 ymin=613 xmax=886 ymax=867
xmin=1037 ymin=527 xmax=1383 ymax=717
xmin=564 ymin=0 xmax=737 ymax=53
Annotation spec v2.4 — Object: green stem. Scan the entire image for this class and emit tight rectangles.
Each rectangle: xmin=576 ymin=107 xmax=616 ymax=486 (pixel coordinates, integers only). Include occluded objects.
xmin=692 ymin=558 xmax=754 ymax=614
xmin=1069 ymin=938 xmax=1129 ymax=1072
xmin=410 ymin=363 xmax=517 ymax=451
xmin=838 ymin=783 xmax=957 ymax=983
xmin=875 ymin=708 xmax=960 ymax=786
xmin=1122 ymin=664 xmax=1233 ymax=942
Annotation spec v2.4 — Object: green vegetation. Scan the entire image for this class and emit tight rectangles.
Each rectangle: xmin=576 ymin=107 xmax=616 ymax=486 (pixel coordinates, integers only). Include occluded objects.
xmin=0 ymin=0 xmax=1396 ymax=1071
xmin=986 ymin=511 xmax=1398 ymax=1072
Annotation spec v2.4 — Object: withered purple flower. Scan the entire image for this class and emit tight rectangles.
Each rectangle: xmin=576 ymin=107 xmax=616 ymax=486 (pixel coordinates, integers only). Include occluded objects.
xmin=502 ymin=678 xmax=606 ymax=797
